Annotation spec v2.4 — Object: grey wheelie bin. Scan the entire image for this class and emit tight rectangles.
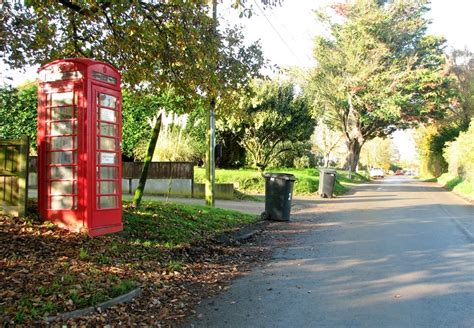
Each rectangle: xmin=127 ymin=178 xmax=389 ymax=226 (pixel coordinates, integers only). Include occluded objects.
xmin=318 ymin=168 xmax=336 ymax=198
xmin=261 ymin=173 xmax=295 ymax=221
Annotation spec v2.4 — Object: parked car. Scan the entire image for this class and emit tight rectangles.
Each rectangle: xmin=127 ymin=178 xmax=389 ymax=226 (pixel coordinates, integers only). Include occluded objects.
xmin=395 ymin=169 xmax=404 ymax=175
xmin=369 ymin=168 xmax=384 ymax=179
xmin=405 ymin=169 xmax=415 ymax=176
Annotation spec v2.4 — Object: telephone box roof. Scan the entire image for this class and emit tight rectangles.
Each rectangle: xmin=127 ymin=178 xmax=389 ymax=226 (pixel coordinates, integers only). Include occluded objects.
xmin=38 ymin=58 xmax=119 ymax=73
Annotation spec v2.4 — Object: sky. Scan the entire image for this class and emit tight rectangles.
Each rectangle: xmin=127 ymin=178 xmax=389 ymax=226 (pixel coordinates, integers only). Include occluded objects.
xmin=222 ymin=0 xmax=474 ymax=69
xmin=2 ymin=0 xmax=473 ymax=162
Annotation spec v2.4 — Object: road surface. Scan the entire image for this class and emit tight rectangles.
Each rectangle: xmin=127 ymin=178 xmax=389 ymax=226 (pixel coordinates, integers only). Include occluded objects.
xmin=187 ymin=176 xmax=474 ymax=327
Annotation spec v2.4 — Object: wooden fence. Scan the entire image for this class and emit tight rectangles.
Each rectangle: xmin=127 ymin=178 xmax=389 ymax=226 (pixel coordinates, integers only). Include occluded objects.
xmin=0 ymin=137 xmax=29 ymax=216
xmin=29 ymin=159 xmax=194 ymax=180
xmin=122 ymin=161 xmax=194 ymax=180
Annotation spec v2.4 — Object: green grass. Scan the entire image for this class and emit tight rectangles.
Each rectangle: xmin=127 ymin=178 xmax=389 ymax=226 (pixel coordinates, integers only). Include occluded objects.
xmin=437 ymin=173 xmax=474 ymax=200
xmin=194 ymin=167 xmax=368 ymax=197
xmin=122 ymin=200 xmax=259 ymax=246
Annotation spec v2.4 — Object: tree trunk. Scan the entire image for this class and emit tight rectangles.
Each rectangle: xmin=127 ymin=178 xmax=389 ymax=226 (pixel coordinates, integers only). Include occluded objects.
xmin=205 ymin=97 xmax=216 ymax=207
xmin=323 ymin=153 xmax=330 ymax=168
xmin=344 ymin=138 xmax=363 ymax=172
xmin=205 ymin=0 xmax=218 ymax=207
xmin=132 ymin=114 xmax=162 ymax=208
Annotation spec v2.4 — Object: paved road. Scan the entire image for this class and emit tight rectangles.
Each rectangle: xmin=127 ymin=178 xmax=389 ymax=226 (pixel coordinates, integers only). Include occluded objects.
xmin=187 ymin=176 xmax=474 ymax=327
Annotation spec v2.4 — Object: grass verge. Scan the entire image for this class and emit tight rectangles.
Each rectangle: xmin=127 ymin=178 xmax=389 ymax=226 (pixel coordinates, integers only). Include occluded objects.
xmin=194 ymin=167 xmax=368 ymax=197
xmin=437 ymin=173 xmax=474 ymax=200
xmin=0 ymin=200 xmax=258 ymax=325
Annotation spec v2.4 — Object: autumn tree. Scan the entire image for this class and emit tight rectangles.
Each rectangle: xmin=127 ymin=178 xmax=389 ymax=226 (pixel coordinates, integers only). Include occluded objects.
xmin=1 ymin=0 xmax=264 ymax=207
xmin=307 ymin=0 xmax=453 ymax=172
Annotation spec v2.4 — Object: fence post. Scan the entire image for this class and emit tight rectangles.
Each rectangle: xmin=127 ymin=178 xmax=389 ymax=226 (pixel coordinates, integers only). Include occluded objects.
xmin=17 ymin=137 xmax=29 ymax=216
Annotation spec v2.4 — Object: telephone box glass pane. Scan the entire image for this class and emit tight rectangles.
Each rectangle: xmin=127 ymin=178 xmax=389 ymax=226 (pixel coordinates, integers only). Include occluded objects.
xmin=99 ymin=137 xmax=116 ymax=151
xmin=99 ymin=94 xmax=116 ymax=108
xmin=52 ymin=92 xmax=74 ymax=106
xmin=50 ymin=166 xmax=74 ymax=179
xmin=99 ymin=108 xmax=116 ymax=122
xmin=50 ymin=181 xmax=74 ymax=195
xmin=49 ymin=152 xmax=76 ymax=164
xmin=51 ymin=196 xmax=73 ymax=210
xmin=50 ymin=136 xmax=75 ymax=150
xmin=100 ymin=167 xmax=116 ymax=179
xmin=51 ymin=107 xmax=74 ymax=120
xmin=99 ymin=196 xmax=116 ymax=209
xmin=49 ymin=122 xmax=74 ymax=136
xmin=98 ymin=152 xmax=116 ymax=165
xmin=98 ymin=181 xmax=115 ymax=194
xmin=99 ymin=122 xmax=115 ymax=137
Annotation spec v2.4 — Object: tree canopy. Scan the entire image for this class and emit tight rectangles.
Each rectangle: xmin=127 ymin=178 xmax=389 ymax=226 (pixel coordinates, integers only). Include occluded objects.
xmin=1 ymin=0 xmax=264 ymax=103
xmin=307 ymin=0 xmax=453 ymax=171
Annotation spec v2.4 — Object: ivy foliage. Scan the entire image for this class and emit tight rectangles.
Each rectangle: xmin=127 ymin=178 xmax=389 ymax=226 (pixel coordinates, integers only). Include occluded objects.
xmin=0 ymin=84 xmax=38 ymax=148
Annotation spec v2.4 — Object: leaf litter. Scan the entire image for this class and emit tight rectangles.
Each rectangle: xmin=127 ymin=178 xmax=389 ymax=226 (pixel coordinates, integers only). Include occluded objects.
xmin=0 ymin=202 xmax=271 ymax=326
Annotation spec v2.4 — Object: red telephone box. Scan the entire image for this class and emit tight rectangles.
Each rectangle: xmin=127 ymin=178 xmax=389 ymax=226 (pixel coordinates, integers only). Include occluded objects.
xmin=37 ymin=58 xmax=122 ymax=236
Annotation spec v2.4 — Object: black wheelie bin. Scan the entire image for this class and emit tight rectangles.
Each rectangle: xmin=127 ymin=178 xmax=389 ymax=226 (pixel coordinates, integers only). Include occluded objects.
xmin=318 ymin=168 xmax=336 ymax=198
xmin=261 ymin=173 xmax=295 ymax=221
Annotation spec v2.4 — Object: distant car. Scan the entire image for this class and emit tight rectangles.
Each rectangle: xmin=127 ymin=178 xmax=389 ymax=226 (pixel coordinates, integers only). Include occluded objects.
xmin=395 ymin=169 xmax=404 ymax=175
xmin=370 ymin=168 xmax=384 ymax=179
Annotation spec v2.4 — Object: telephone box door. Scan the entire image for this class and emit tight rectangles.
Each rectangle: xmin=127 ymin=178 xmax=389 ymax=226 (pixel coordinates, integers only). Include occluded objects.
xmin=90 ymin=85 xmax=122 ymax=232
xmin=43 ymin=89 xmax=80 ymax=226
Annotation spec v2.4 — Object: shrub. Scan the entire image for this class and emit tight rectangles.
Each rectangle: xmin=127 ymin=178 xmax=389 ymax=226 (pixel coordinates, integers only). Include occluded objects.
xmin=293 ymin=155 xmax=311 ymax=169
xmin=443 ymin=119 xmax=474 ymax=183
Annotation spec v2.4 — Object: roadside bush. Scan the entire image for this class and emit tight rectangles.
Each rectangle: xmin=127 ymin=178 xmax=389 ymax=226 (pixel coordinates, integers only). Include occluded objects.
xmin=443 ymin=119 xmax=474 ymax=183
xmin=271 ymin=142 xmax=316 ymax=168
xmin=293 ymin=155 xmax=311 ymax=169
xmin=415 ymin=125 xmax=461 ymax=178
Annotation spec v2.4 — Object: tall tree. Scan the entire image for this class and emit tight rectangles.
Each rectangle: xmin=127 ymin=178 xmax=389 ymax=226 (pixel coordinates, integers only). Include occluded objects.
xmin=308 ymin=0 xmax=453 ymax=171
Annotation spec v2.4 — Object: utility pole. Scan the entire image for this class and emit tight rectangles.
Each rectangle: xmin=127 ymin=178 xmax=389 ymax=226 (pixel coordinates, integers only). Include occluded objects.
xmin=205 ymin=0 xmax=217 ymax=207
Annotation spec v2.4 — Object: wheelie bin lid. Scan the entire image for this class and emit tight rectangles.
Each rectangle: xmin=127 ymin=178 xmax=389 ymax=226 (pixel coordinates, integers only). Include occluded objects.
xmin=263 ymin=173 xmax=296 ymax=181
xmin=319 ymin=168 xmax=337 ymax=174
